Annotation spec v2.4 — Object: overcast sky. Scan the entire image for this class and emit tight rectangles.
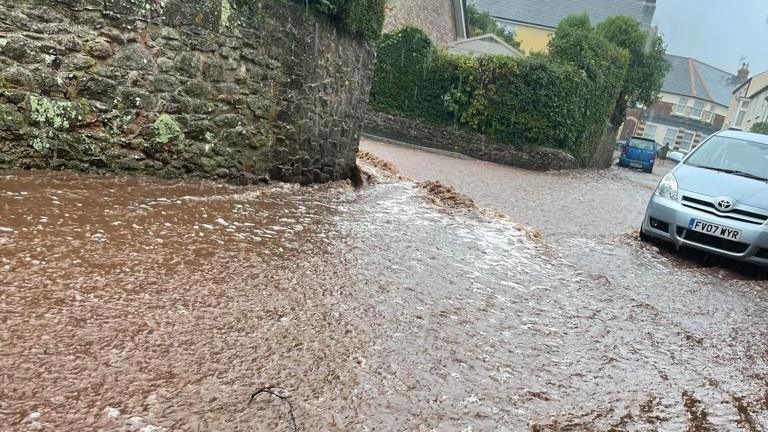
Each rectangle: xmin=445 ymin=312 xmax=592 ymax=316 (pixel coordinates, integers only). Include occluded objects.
xmin=653 ymin=0 xmax=768 ymax=75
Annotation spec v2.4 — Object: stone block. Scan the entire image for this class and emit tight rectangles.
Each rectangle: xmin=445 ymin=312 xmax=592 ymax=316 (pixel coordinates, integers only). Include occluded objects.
xmin=113 ymin=44 xmax=153 ymax=71
xmin=151 ymin=74 xmax=180 ymax=93
xmin=85 ymin=39 xmax=113 ymax=59
xmin=0 ymin=104 xmax=24 ymax=132
xmin=1 ymin=36 xmax=41 ymax=63
xmin=213 ymin=114 xmax=243 ymax=128
xmin=117 ymin=87 xmax=156 ymax=110
xmin=28 ymin=96 xmax=93 ymax=131
xmin=62 ymin=54 xmax=96 ymax=71
xmin=78 ymin=75 xmax=118 ymax=102
xmin=175 ymin=52 xmax=202 ymax=77
xmin=181 ymin=80 xmax=213 ymax=99
xmin=0 ymin=66 xmax=35 ymax=89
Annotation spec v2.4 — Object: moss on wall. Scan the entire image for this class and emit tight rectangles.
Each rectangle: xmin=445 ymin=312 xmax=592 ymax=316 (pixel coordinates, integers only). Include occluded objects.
xmin=153 ymin=114 xmax=183 ymax=144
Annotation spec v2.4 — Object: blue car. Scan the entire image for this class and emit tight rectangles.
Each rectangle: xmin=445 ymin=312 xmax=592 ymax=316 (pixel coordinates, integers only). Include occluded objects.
xmin=618 ymin=137 xmax=658 ymax=174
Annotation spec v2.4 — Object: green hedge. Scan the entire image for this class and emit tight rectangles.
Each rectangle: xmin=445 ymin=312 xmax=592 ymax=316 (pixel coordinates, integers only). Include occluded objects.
xmin=230 ymin=0 xmax=385 ymax=40
xmin=370 ymin=28 xmax=458 ymax=123
xmin=369 ymin=27 xmax=628 ymax=164
xmin=288 ymin=0 xmax=386 ymax=40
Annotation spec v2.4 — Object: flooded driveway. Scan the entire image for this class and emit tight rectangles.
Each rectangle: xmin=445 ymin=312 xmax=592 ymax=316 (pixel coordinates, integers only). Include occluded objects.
xmin=1 ymin=141 xmax=768 ymax=431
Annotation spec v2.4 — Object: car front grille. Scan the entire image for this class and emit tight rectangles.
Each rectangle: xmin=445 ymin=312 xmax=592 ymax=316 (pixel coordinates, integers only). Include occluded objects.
xmin=681 ymin=196 xmax=768 ymax=225
xmin=676 ymin=227 xmax=750 ymax=254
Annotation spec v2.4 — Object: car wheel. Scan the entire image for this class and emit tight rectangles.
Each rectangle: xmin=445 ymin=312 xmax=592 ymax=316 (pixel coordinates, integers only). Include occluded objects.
xmin=639 ymin=225 xmax=651 ymax=242
xmin=646 ymin=166 xmax=654 ymax=174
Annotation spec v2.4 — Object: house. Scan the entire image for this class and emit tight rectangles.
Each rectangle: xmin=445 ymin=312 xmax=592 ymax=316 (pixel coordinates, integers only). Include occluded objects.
xmin=621 ymin=55 xmax=747 ymax=152
xmin=384 ymin=0 xmax=468 ymax=45
xmin=724 ymin=68 xmax=768 ymax=132
xmin=470 ymin=0 xmax=656 ymax=53
xmin=446 ymin=33 xmax=523 ymax=57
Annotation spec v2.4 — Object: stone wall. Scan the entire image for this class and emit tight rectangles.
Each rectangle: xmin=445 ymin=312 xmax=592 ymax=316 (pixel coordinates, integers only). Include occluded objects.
xmin=0 ymin=0 xmax=375 ymax=184
xmin=364 ymin=111 xmax=579 ymax=171
xmin=383 ymin=0 xmax=459 ymax=45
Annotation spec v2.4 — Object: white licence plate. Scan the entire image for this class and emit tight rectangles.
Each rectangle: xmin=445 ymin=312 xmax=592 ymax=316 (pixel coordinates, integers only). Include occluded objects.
xmin=631 ymin=162 xmax=643 ymax=168
xmin=688 ymin=219 xmax=742 ymax=241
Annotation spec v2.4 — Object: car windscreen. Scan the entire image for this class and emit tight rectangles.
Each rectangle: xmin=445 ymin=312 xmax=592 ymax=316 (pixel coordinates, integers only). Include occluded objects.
xmin=627 ymin=139 xmax=655 ymax=151
xmin=685 ymin=135 xmax=768 ymax=180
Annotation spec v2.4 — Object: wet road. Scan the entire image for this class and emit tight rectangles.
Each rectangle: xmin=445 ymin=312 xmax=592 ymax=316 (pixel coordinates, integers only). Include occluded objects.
xmin=1 ymin=142 xmax=768 ymax=431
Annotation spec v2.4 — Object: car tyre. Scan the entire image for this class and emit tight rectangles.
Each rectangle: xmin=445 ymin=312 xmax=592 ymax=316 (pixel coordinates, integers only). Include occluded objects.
xmin=639 ymin=225 xmax=651 ymax=242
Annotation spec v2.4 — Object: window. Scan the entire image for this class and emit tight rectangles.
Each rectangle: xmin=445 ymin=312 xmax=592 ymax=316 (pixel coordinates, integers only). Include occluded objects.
xmin=497 ymin=21 xmax=517 ymax=32
xmin=741 ymin=99 xmax=751 ymax=109
xmin=663 ymin=128 xmax=678 ymax=146
xmin=736 ymin=111 xmax=747 ymax=127
xmin=686 ymin=135 xmax=768 ymax=179
xmin=681 ymin=131 xmax=695 ymax=151
xmin=692 ymin=101 xmax=705 ymax=119
xmin=643 ymin=124 xmax=658 ymax=140
xmin=676 ymin=97 xmax=689 ymax=115
xmin=628 ymin=138 xmax=656 ymax=151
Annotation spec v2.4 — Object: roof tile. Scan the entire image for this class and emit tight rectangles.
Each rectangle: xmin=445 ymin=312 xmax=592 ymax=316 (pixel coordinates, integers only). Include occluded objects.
xmin=662 ymin=54 xmax=740 ymax=106
xmin=471 ymin=0 xmax=656 ymax=29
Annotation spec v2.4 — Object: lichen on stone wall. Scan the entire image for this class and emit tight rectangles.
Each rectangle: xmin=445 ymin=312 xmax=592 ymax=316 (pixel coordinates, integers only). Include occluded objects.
xmin=29 ymin=96 xmax=91 ymax=131
xmin=220 ymin=0 xmax=233 ymax=30
xmin=152 ymin=114 xmax=183 ymax=144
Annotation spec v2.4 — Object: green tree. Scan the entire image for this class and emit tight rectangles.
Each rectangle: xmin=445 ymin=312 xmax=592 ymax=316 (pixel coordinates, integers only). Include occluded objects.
xmin=596 ymin=16 xmax=670 ymax=127
xmin=465 ymin=4 xmax=521 ymax=49
xmin=548 ymin=13 xmax=629 ymax=161
xmin=751 ymin=122 xmax=768 ymax=135
xmin=549 ymin=14 xmax=608 ymax=79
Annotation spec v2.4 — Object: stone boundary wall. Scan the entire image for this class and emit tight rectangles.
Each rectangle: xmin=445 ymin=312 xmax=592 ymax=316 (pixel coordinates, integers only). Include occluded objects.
xmin=364 ymin=111 xmax=580 ymax=171
xmin=0 ymin=0 xmax=375 ymax=184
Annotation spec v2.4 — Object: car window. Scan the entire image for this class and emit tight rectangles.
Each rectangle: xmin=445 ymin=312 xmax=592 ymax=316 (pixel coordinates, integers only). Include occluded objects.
xmin=628 ymin=139 xmax=655 ymax=151
xmin=686 ymin=135 xmax=768 ymax=178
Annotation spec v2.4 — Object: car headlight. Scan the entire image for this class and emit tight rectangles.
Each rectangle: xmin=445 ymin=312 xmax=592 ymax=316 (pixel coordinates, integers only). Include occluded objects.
xmin=655 ymin=173 xmax=678 ymax=201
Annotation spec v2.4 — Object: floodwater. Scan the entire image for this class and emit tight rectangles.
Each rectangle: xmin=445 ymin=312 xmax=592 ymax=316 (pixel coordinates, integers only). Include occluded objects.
xmin=1 ymin=148 xmax=768 ymax=431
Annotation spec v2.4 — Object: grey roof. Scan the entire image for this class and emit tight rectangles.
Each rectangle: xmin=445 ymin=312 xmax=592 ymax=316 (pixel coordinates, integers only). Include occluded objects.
xmin=447 ymin=33 xmax=523 ymax=57
xmin=662 ymin=54 xmax=740 ymax=107
xmin=471 ymin=0 xmax=656 ymax=29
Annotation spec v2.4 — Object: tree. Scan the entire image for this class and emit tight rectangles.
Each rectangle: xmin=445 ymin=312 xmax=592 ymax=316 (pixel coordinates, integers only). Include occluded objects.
xmin=549 ymin=14 xmax=612 ymax=79
xmin=751 ymin=122 xmax=768 ymax=135
xmin=596 ymin=16 xmax=670 ymax=128
xmin=465 ymin=4 xmax=521 ymax=49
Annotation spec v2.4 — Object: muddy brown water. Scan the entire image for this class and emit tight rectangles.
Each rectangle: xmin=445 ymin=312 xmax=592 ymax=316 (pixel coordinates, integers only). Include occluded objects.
xmin=1 ymin=158 xmax=768 ymax=431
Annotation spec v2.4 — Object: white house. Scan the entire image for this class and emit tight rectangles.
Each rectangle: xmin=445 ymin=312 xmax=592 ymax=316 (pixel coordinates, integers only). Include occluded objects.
xmin=724 ymin=68 xmax=768 ymax=132
xmin=621 ymin=55 xmax=747 ymax=152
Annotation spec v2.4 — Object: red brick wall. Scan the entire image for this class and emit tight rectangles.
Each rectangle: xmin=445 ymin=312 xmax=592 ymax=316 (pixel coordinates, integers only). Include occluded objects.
xmin=713 ymin=114 xmax=726 ymax=129
xmin=648 ymin=101 xmax=674 ymax=117
xmin=619 ymin=108 xmax=642 ymax=140
xmin=384 ymin=0 xmax=457 ymax=45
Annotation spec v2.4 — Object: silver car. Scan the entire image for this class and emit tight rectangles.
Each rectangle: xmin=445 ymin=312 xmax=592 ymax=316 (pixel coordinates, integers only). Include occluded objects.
xmin=641 ymin=130 xmax=768 ymax=266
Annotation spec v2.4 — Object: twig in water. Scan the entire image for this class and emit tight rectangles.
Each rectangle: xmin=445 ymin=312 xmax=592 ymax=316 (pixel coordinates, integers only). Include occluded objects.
xmin=248 ymin=386 xmax=298 ymax=432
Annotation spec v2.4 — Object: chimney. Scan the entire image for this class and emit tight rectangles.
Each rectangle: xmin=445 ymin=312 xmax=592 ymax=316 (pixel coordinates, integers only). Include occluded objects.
xmin=737 ymin=63 xmax=750 ymax=83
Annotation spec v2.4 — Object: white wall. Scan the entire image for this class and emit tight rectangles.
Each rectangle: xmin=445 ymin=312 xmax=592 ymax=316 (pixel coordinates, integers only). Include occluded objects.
xmin=663 ymin=93 xmax=728 ymax=123
xmin=725 ymin=86 xmax=768 ymax=131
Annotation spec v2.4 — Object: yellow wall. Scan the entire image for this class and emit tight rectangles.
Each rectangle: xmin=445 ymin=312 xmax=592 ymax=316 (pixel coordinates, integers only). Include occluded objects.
xmin=515 ymin=25 xmax=553 ymax=53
